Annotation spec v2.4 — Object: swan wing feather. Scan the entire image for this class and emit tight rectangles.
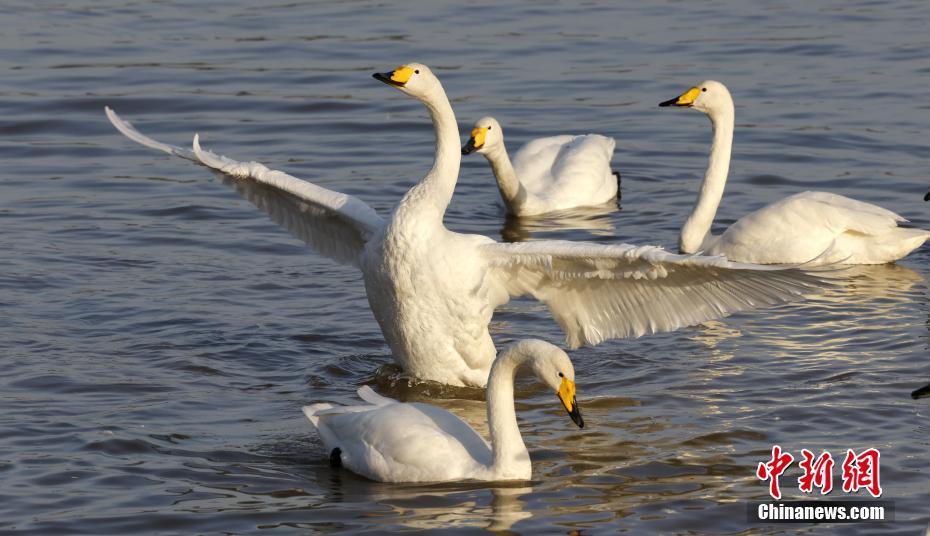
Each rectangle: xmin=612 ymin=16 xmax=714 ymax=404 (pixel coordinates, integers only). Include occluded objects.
xmin=481 ymin=240 xmax=825 ymax=348
xmin=191 ymin=134 xmax=384 ymax=267
xmin=105 ymin=107 xmax=384 ymax=268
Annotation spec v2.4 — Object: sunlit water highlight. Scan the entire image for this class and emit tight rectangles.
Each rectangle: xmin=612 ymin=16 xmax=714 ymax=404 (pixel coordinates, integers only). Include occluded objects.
xmin=2 ymin=1 xmax=929 ymax=533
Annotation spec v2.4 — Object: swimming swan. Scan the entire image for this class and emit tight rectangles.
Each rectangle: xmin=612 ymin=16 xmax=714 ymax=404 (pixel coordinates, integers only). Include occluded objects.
xmin=462 ymin=116 xmax=618 ymax=216
xmin=105 ymin=64 xmax=825 ymax=387
xmin=303 ymin=339 xmax=583 ymax=482
xmin=660 ymin=80 xmax=930 ymax=264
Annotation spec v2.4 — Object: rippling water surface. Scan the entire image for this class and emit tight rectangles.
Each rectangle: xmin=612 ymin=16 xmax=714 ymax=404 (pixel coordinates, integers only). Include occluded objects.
xmin=2 ymin=1 xmax=929 ymax=533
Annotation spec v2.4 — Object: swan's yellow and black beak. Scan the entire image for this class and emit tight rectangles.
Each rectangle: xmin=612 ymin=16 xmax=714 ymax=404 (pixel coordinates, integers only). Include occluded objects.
xmin=659 ymin=86 xmax=701 ymax=108
xmin=373 ymin=65 xmax=415 ymax=88
xmin=558 ymin=377 xmax=584 ymax=428
xmin=462 ymin=126 xmax=487 ymax=155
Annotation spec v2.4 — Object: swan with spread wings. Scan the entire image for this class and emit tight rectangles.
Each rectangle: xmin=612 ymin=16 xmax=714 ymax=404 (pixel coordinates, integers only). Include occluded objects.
xmin=106 ymin=63 xmax=824 ymax=387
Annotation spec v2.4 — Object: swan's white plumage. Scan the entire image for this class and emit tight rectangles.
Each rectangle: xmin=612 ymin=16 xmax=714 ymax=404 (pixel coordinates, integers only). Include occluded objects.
xmin=302 ymin=340 xmax=578 ymax=483
xmin=479 ymin=240 xmax=824 ymax=347
xmin=106 ymin=65 xmax=826 ymax=387
xmin=465 ymin=117 xmax=617 ymax=216
xmin=305 ymin=393 xmax=492 ymax=482
xmin=106 ymin=107 xmax=382 ymax=268
xmin=662 ymin=80 xmax=930 ymax=265
xmin=710 ymin=191 xmax=928 ymax=265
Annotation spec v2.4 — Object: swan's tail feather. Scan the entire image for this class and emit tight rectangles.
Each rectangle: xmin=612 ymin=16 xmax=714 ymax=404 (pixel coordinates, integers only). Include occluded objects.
xmin=892 ymin=227 xmax=930 ymax=258
xmin=302 ymin=403 xmax=334 ymax=430
xmin=104 ymin=107 xmax=198 ymax=162
xmin=357 ymin=385 xmax=395 ymax=406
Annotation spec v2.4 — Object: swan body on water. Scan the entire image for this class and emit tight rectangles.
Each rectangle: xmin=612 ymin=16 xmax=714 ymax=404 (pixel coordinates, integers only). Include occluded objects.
xmin=660 ymin=80 xmax=930 ymax=265
xmin=303 ymin=339 xmax=583 ymax=482
xmin=106 ymin=63 xmax=826 ymax=387
xmin=462 ymin=116 xmax=618 ymax=216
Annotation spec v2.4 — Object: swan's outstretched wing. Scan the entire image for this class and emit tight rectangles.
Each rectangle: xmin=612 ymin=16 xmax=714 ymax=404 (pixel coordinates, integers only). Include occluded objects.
xmin=191 ymin=135 xmax=384 ymax=267
xmin=105 ymin=106 xmax=199 ymax=161
xmin=105 ymin=108 xmax=384 ymax=268
xmin=481 ymin=240 xmax=826 ymax=348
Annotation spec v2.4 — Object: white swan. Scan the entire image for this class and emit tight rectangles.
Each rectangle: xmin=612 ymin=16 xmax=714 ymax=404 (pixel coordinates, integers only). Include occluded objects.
xmin=462 ymin=116 xmax=618 ymax=216
xmin=105 ymin=63 xmax=826 ymax=388
xmin=660 ymin=80 xmax=930 ymax=265
xmin=302 ymin=339 xmax=583 ymax=482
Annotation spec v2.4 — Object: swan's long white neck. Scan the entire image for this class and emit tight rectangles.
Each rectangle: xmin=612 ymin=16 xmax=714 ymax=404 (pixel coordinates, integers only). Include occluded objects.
xmin=481 ymin=144 xmax=522 ymax=211
xmin=679 ymin=103 xmax=734 ymax=254
xmin=399 ymin=85 xmax=460 ymax=222
xmin=485 ymin=345 xmax=533 ymax=478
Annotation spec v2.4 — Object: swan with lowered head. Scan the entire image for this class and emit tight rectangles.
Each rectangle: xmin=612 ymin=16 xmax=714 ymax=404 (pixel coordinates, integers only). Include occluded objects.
xmin=462 ymin=116 xmax=618 ymax=216
xmin=105 ymin=64 xmax=826 ymax=388
xmin=660 ymin=80 xmax=930 ymax=264
xmin=303 ymin=339 xmax=583 ymax=482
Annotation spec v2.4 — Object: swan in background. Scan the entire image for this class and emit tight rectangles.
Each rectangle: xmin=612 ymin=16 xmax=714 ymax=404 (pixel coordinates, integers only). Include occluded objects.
xmin=660 ymin=80 xmax=930 ymax=265
xmin=106 ymin=63 xmax=826 ymax=388
xmin=462 ymin=116 xmax=618 ymax=216
xmin=303 ymin=339 xmax=583 ymax=482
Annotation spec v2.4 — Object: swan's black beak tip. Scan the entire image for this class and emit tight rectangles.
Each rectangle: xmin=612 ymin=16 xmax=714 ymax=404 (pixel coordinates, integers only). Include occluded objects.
xmin=659 ymin=97 xmax=679 ymax=107
xmin=924 ymin=190 xmax=929 ymax=202
xmin=373 ymin=72 xmax=402 ymax=87
xmin=462 ymin=138 xmax=477 ymax=155
xmin=568 ymin=397 xmax=584 ymax=428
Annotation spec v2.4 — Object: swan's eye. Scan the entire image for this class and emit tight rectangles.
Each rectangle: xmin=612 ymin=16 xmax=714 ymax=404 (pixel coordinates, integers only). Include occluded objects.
xmin=414 ymin=69 xmax=420 ymax=74
xmin=558 ymin=372 xmax=564 ymax=378
xmin=487 ymin=126 xmax=492 ymax=130
xmin=702 ymin=87 xmax=707 ymax=92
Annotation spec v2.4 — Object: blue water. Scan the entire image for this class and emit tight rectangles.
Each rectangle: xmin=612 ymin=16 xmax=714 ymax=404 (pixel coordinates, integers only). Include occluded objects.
xmin=2 ymin=1 xmax=929 ymax=533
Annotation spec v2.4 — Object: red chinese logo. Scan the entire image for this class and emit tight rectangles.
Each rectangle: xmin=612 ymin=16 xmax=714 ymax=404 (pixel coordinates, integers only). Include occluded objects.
xmin=841 ymin=448 xmax=882 ymax=498
xmin=756 ymin=446 xmax=882 ymax=499
xmin=756 ymin=445 xmax=794 ymax=500
xmin=798 ymin=449 xmax=834 ymax=495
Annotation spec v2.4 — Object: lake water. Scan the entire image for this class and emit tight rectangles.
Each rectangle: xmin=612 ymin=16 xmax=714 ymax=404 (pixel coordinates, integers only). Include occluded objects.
xmin=2 ymin=0 xmax=929 ymax=533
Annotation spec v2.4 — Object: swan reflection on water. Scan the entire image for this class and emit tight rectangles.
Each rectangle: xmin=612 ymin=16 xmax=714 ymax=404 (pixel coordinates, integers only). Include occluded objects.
xmin=318 ymin=463 xmax=533 ymax=531
xmin=373 ymin=484 xmax=533 ymax=532
xmin=499 ymin=201 xmax=620 ymax=242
